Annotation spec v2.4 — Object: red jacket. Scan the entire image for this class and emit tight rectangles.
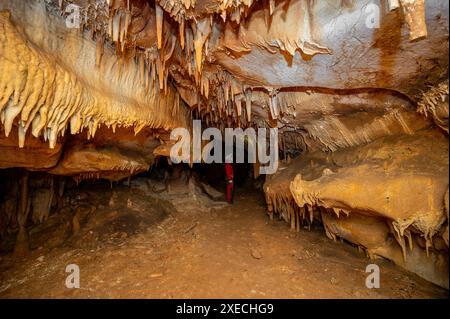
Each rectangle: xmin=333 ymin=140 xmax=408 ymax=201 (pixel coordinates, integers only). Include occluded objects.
xmin=225 ymin=163 xmax=233 ymax=181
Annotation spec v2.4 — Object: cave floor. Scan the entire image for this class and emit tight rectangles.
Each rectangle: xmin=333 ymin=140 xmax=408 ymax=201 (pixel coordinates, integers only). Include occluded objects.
xmin=0 ymin=180 xmax=447 ymax=299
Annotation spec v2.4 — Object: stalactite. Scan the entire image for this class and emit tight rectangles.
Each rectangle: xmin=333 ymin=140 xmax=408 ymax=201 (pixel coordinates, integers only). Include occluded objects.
xmin=95 ymin=35 xmax=105 ymax=67
xmin=179 ymin=19 xmax=185 ymax=50
xmin=155 ymin=3 xmax=164 ymax=50
xmin=112 ymin=11 xmax=120 ymax=42
xmin=192 ymin=18 xmax=211 ymax=76
xmin=245 ymin=89 xmax=252 ymax=123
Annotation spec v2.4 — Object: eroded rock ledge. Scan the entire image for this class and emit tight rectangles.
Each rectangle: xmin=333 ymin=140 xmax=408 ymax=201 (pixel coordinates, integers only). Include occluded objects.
xmin=265 ymin=128 xmax=449 ymax=288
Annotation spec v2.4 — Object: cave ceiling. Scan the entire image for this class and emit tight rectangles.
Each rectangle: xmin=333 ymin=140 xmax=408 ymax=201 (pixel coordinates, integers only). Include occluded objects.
xmin=0 ymin=0 xmax=448 ymax=177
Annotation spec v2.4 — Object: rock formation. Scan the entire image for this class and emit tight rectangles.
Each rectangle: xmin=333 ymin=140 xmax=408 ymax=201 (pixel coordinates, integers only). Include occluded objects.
xmin=0 ymin=0 xmax=448 ymax=289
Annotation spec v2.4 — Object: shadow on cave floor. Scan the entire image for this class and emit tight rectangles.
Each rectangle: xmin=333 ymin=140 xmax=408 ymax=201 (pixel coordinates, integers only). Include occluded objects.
xmin=0 ymin=176 xmax=448 ymax=299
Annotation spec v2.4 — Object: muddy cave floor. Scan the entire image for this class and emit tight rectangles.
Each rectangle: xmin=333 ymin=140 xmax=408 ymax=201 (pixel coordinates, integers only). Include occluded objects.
xmin=0 ymin=179 xmax=447 ymax=299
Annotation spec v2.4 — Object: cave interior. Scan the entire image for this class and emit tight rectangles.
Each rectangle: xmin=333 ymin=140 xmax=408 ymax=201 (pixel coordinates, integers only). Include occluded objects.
xmin=0 ymin=0 xmax=448 ymax=298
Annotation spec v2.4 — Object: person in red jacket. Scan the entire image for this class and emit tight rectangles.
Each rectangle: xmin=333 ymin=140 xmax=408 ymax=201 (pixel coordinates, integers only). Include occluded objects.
xmin=225 ymin=162 xmax=234 ymax=204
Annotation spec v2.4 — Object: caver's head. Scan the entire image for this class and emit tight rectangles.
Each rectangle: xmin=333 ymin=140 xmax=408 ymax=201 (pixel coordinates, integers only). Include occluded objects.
xmin=225 ymin=153 xmax=233 ymax=164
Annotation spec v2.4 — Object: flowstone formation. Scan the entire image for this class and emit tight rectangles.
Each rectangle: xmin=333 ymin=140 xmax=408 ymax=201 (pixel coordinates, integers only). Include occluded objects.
xmin=0 ymin=0 xmax=448 ymax=289
xmin=266 ymin=129 xmax=449 ymax=288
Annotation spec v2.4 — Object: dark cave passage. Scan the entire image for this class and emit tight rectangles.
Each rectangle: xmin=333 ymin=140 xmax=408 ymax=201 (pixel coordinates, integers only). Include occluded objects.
xmin=0 ymin=164 xmax=448 ymax=298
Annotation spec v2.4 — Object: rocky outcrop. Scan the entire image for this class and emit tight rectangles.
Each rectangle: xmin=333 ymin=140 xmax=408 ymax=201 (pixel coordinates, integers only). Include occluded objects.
xmin=265 ymin=129 xmax=449 ymax=288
